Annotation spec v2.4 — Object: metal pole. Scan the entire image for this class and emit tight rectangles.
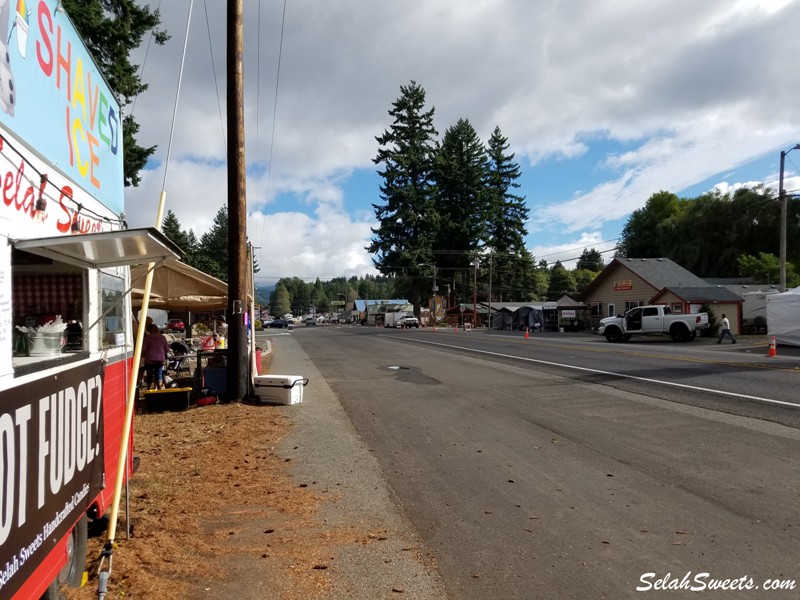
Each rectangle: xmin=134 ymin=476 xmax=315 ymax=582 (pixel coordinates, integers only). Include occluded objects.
xmin=779 ymin=144 xmax=800 ymax=293
xmin=473 ymin=259 xmax=478 ymax=326
xmin=780 ymin=150 xmax=787 ymax=293
xmin=227 ymin=0 xmax=248 ymax=402
xmin=432 ymin=265 xmax=438 ymax=327
xmin=488 ymin=252 xmax=492 ymax=329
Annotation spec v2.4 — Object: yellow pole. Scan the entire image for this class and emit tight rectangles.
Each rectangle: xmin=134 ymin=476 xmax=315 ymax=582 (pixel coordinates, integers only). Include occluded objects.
xmin=104 ymin=191 xmax=168 ymax=557
xmin=248 ymin=243 xmax=257 ymax=384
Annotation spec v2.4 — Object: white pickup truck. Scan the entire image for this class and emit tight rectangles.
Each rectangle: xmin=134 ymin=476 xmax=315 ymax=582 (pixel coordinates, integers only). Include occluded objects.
xmin=384 ymin=312 xmax=420 ymax=328
xmin=599 ymin=305 xmax=709 ymax=342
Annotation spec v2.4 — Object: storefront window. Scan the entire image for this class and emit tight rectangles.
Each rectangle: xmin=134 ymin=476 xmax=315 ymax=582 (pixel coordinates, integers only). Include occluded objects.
xmin=100 ymin=270 xmax=126 ymax=348
xmin=625 ymin=300 xmax=643 ymax=311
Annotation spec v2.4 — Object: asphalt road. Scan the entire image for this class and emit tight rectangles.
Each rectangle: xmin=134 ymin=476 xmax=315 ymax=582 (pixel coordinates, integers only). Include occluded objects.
xmin=282 ymin=326 xmax=799 ymax=599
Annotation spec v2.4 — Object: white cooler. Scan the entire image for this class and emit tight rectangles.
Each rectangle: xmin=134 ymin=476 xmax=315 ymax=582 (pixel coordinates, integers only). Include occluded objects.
xmin=254 ymin=375 xmax=308 ymax=405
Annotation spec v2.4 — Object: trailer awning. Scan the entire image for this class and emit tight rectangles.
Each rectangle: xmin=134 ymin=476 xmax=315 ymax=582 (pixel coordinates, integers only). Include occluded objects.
xmin=12 ymin=227 xmax=182 ymax=269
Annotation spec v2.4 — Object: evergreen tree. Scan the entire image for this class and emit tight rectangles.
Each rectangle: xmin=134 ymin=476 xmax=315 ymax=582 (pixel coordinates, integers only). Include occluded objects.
xmin=548 ymin=261 xmax=576 ymax=300
xmin=271 ymin=285 xmax=291 ymax=316
xmin=184 ymin=230 xmax=201 ymax=269
xmin=161 ymin=210 xmax=192 ymax=257
xmin=63 ymin=0 xmax=170 ymax=187
xmin=196 ymin=207 xmax=229 ymax=281
xmin=483 ymin=126 xmax=531 ymax=302
xmin=432 ymin=118 xmax=489 ymax=285
xmin=576 ymin=248 xmax=604 ymax=272
xmin=368 ymin=82 xmax=439 ymax=313
xmin=573 ymin=268 xmax=597 ymax=296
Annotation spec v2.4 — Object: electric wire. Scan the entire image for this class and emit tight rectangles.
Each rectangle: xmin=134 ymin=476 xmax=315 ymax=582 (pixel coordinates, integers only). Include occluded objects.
xmin=204 ymin=0 xmax=227 ymax=151
xmin=129 ymin=0 xmax=163 ymax=116
xmin=255 ymin=0 xmax=262 ymax=212
xmin=258 ymin=0 xmax=289 ymax=249
xmin=161 ymin=0 xmax=196 ymax=193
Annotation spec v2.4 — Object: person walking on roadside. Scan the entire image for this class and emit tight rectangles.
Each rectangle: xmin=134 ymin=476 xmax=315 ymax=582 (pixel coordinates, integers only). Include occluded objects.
xmin=142 ymin=323 xmax=170 ymax=389
xmin=717 ymin=314 xmax=736 ymax=344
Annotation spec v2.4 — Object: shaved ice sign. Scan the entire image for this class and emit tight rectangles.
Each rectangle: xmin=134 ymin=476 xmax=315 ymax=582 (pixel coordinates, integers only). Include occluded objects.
xmin=0 ymin=0 xmax=123 ymax=213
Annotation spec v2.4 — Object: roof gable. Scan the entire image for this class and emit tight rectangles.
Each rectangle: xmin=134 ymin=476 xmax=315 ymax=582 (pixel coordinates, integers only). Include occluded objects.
xmin=616 ymin=258 xmax=708 ymax=288
xmin=581 ymin=257 xmax=708 ymax=299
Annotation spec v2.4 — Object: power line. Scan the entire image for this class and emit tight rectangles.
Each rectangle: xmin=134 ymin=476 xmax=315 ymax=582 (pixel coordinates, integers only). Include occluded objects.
xmin=204 ymin=0 xmax=226 ymax=151
xmin=257 ymin=0 xmax=289 ymax=250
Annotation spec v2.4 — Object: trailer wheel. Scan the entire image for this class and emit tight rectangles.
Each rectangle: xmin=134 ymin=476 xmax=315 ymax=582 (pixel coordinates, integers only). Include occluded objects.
xmin=42 ymin=515 xmax=88 ymax=599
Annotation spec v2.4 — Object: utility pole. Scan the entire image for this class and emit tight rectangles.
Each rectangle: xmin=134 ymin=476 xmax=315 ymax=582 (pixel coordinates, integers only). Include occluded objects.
xmin=779 ymin=144 xmax=800 ymax=293
xmin=227 ymin=0 xmax=248 ymax=402
xmin=472 ymin=256 xmax=478 ymax=326
xmin=488 ymin=252 xmax=492 ymax=329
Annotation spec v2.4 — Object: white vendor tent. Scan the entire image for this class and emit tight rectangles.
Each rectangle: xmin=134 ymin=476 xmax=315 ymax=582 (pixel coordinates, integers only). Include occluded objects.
xmin=766 ymin=286 xmax=800 ymax=346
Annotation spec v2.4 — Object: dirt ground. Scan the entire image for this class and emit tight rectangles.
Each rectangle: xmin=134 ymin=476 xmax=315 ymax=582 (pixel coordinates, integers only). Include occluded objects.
xmin=65 ymin=354 xmax=352 ymax=600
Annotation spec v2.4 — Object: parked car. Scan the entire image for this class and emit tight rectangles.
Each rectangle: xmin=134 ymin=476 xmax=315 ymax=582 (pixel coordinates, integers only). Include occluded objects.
xmin=167 ymin=318 xmax=185 ymax=332
xmin=269 ymin=318 xmax=287 ymax=328
xmin=304 ymin=317 xmax=317 ymax=326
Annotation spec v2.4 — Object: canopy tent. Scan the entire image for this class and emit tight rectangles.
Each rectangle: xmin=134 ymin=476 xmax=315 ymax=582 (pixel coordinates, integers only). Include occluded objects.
xmin=491 ymin=305 xmax=544 ymax=331
xmin=556 ymin=294 xmax=588 ymax=309
xmin=131 ymin=261 xmax=228 ymax=310
xmin=513 ymin=306 xmax=544 ymax=331
xmin=491 ymin=307 xmax=516 ymax=330
xmin=766 ymin=286 xmax=800 ymax=346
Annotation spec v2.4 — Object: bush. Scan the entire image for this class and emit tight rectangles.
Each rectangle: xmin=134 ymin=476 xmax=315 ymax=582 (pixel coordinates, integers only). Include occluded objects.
xmin=699 ymin=304 xmax=719 ymax=337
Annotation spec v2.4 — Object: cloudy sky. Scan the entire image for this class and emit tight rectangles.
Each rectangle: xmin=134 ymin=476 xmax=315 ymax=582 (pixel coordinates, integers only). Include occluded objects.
xmin=123 ymin=0 xmax=800 ymax=283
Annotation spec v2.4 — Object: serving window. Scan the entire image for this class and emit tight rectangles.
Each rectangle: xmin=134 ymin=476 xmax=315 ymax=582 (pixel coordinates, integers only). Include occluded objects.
xmin=11 ymin=249 xmax=88 ymax=371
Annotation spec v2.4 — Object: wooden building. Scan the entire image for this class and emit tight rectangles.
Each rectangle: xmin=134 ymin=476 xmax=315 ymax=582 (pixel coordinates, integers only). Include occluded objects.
xmin=581 ymin=258 xmax=744 ymax=334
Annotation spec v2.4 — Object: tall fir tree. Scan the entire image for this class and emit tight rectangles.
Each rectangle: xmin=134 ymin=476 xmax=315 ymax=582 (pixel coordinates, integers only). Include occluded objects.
xmin=548 ymin=261 xmax=576 ymax=300
xmin=483 ymin=126 xmax=532 ymax=302
xmin=161 ymin=210 xmax=192 ymax=257
xmin=368 ymin=82 xmax=439 ymax=313
xmin=196 ymin=207 xmax=229 ymax=282
xmin=432 ymin=118 xmax=488 ymax=282
xmin=576 ymin=248 xmax=604 ymax=272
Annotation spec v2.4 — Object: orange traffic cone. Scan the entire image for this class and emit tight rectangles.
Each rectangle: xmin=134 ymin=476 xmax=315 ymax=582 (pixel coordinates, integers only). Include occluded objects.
xmin=768 ymin=336 xmax=777 ymax=357
xmin=524 ymin=327 xmax=529 ymax=339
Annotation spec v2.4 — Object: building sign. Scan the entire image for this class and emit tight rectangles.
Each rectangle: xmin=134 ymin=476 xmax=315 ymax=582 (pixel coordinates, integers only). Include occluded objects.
xmin=614 ymin=280 xmax=633 ymax=291
xmin=561 ymin=309 xmax=576 ymax=318
xmin=0 ymin=1 xmax=124 ymax=214
xmin=0 ymin=124 xmax=113 ymax=237
xmin=0 ymin=360 xmax=106 ymax=598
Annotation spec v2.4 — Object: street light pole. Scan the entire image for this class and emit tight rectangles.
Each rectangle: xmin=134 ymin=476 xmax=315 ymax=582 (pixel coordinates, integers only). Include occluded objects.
xmin=488 ymin=253 xmax=493 ymax=329
xmin=419 ymin=263 xmax=438 ymax=327
xmin=472 ymin=257 xmax=479 ymax=326
xmin=779 ymin=144 xmax=800 ymax=292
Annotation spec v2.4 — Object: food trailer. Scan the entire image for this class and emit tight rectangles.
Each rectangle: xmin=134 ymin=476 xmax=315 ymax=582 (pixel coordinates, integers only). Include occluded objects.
xmin=0 ymin=3 xmax=179 ymax=597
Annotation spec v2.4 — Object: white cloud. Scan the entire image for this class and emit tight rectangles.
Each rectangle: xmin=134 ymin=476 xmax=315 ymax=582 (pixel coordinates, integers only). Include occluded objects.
xmin=123 ymin=0 xmax=800 ymax=279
